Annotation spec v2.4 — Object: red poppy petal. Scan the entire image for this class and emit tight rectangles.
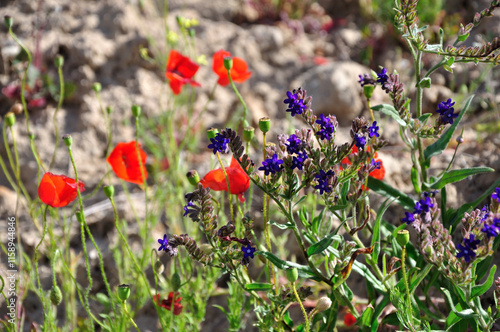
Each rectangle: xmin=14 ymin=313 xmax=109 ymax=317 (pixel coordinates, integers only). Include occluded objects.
xmin=200 ymin=168 xmax=227 ymax=191
xmin=38 ymin=172 xmax=84 ymax=208
xmin=176 ymin=57 xmax=200 ymax=79
xmin=107 ymin=142 xmax=148 ymax=184
xmin=230 ymin=57 xmax=251 ymax=83
xmin=166 ymin=50 xmax=184 ymax=72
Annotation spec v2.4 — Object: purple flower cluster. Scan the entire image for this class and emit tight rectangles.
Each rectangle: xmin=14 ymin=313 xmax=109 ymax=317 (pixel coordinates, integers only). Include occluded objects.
xmin=286 ymin=134 xmax=303 ymax=154
xmin=291 ymin=151 xmax=308 ymax=170
xmin=208 ymin=133 xmax=230 ymax=154
xmin=456 ymin=234 xmax=480 ymax=263
xmin=315 ymin=114 xmax=335 ymax=140
xmin=259 ymin=154 xmax=284 ymax=175
xmin=358 ymin=67 xmax=388 ymax=87
xmin=368 ymin=121 xmax=380 ymax=138
xmin=354 ymin=134 xmax=366 ymax=150
xmin=183 ymin=201 xmax=194 ymax=216
xmin=481 ymin=216 xmax=500 ymax=238
xmin=284 ymin=90 xmax=307 ymax=117
xmin=492 ymin=187 xmax=500 ymax=201
xmin=314 ymin=169 xmax=334 ymax=194
xmin=402 ymin=192 xmax=436 ymax=225
xmin=436 ymin=98 xmax=458 ymax=125
xmin=376 ymin=68 xmax=389 ymax=85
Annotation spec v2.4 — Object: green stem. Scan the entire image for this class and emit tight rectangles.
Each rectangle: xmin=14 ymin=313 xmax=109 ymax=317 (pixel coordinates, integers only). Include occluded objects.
xmin=122 ymin=301 xmax=141 ymax=332
xmin=226 ymin=68 xmax=249 ymax=128
xmin=292 ymin=282 xmax=309 ymax=332
xmin=49 ymin=64 xmax=65 ymax=170
xmin=401 ymin=246 xmax=413 ymax=321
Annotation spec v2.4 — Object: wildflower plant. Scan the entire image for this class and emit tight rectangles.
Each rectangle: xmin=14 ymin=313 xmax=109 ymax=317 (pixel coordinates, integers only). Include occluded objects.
xmin=3 ymin=1 xmax=500 ymax=332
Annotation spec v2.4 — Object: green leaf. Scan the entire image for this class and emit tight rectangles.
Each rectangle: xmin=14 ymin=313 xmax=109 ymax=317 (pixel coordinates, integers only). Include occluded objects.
xmin=430 ymin=167 xmax=493 ymax=189
xmin=360 ymin=305 xmax=374 ymax=327
xmin=410 ymin=166 xmax=420 ymax=194
xmin=367 ymin=177 xmax=415 ymax=210
xmin=370 ymin=297 xmax=390 ymax=332
xmin=441 ymin=288 xmax=478 ymax=319
xmin=371 ymin=104 xmax=407 ymax=127
xmin=424 ymin=95 xmax=474 ymax=162
xmin=244 ymin=283 xmax=274 ymax=291
xmin=418 ymin=113 xmax=433 ymax=123
xmin=471 ymin=265 xmax=497 ymax=298
xmin=371 ymin=198 xmax=397 ymax=263
xmin=268 ymin=220 xmax=294 ymax=230
xmin=256 ymin=251 xmax=316 ymax=278
xmin=307 ymin=232 xmax=342 ymax=256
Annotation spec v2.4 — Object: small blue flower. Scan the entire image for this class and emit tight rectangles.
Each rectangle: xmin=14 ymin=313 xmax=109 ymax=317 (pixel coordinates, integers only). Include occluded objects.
xmin=482 ymin=217 xmax=500 ymax=237
xmin=456 ymin=234 xmax=480 ymax=263
xmin=370 ymin=158 xmax=381 ymax=170
xmin=376 ymin=68 xmax=388 ymax=85
xmin=315 ymin=114 xmax=335 ymax=140
xmin=291 ymin=151 xmax=308 ymax=170
xmin=314 ymin=169 xmax=335 ymax=194
xmin=368 ymin=121 xmax=380 ymax=138
xmin=259 ymin=154 xmax=284 ymax=175
xmin=480 ymin=205 xmax=489 ymax=222
xmin=286 ymin=134 xmax=303 ymax=154
xmin=284 ymin=91 xmax=306 ymax=117
xmin=436 ymin=98 xmax=458 ymax=125
xmin=208 ymin=133 xmax=230 ymax=154
xmin=158 ymin=234 xmax=169 ymax=251
xmin=492 ymin=187 xmax=500 ymax=201
xmin=402 ymin=212 xmax=415 ymax=225
xmin=354 ymin=134 xmax=366 ymax=150
xmin=241 ymin=244 xmax=256 ymax=259
xmin=183 ymin=201 xmax=194 ymax=217
xmin=413 ymin=196 xmax=434 ymax=215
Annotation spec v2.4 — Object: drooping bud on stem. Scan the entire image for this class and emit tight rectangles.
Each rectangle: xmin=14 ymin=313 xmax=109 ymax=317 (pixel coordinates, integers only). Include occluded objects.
xmin=131 ymin=105 xmax=142 ymax=118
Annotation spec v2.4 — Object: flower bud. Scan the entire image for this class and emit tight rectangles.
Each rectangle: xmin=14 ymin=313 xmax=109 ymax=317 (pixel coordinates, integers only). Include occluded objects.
xmin=418 ymin=77 xmax=431 ymax=88
xmin=118 ymin=284 xmax=131 ymax=302
xmin=62 ymin=134 xmax=72 ymax=147
xmin=259 ymin=117 xmax=271 ymax=133
xmin=75 ymin=211 xmax=84 ymax=223
xmin=103 ymin=185 xmax=115 ymax=198
xmin=4 ymin=15 xmax=13 ymax=29
xmin=186 ymin=170 xmax=200 ymax=185
xmin=243 ymin=126 xmax=255 ymax=142
xmin=10 ymin=103 xmax=23 ymax=115
xmin=29 ymin=133 xmax=35 ymax=140
xmin=92 ymin=82 xmax=102 ymax=93
xmin=223 ymin=57 xmax=233 ymax=71
xmin=315 ymin=296 xmax=332 ymax=312
xmin=154 ymin=260 xmax=164 ymax=275
xmin=207 ymin=128 xmax=218 ymax=140
xmin=396 ymin=230 xmax=410 ymax=247
xmin=50 ymin=285 xmax=63 ymax=305
xmin=131 ymin=105 xmax=141 ymax=118
xmin=5 ymin=112 xmax=16 ymax=127
xmin=171 ymin=272 xmax=181 ymax=291
xmin=285 ymin=268 xmax=298 ymax=283
xmin=106 ymin=106 xmax=113 ymax=115
xmin=363 ymin=85 xmax=375 ymax=100
xmin=54 ymin=55 xmax=64 ymax=68
xmin=188 ymin=28 xmax=195 ymax=37
xmin=456 ymin=136 xmax=464 ymax=144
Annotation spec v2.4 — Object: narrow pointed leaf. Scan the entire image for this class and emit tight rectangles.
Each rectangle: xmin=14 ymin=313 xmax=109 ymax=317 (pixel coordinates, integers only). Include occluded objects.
xmin=371 ymin=104 xmax=407 ymax=126
xmin=430 ymin=167 xmax=493 ymax=190
xmin=471 ymin=265 xmax=497 ymax=298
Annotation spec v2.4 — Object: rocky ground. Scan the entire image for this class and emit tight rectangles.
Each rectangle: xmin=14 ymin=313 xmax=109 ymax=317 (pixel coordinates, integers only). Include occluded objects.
xmin=1 ymin=0 xmax=500 ymax=330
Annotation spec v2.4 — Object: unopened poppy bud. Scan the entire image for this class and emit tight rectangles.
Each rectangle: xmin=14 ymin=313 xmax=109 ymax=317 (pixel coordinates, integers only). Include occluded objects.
xmin=118 ymin=284 xmax=131 ymax=302
xmin=207 ymin=128 xmax=218 ymax=140
xmin=92 ymin=82 xmax=102 ymax=93
xmin=315 ymin=296 xmax=332 ymax=312
xmin=10 ymin=103 xmax=23 ymax=115
xmin=4 ymin=15 xmax=13 ymax=29
xmin=456 ymin=136 xmax=464 ymax=144
xmin=131 ymin=105 xmax=142 ymax=118
xmin=62 ymin=134 xmax=72 ymax=147
xmin=75 ymin=211 xmax=84 ymax=223
xmin=103 ymin=185 xmax=115 ymax=198
xmin=29 ymin=133 xmax=35 ymax=140
xmin=223 ymin=57 xmax=233 ymax=71
xmin=171 ymin=272 xmax=181 ymax=291
xmin=363 ymin=85 xmax=375 ymax=100
xmin=186 ymin=170 xmax=200 ymax=185
xmin=396 ymin=230 xmax=410 ymax=247
xmin=5 ymin=112 xmax=16 ymax=127
xmin=54 ymin=55 xmax=64 ymax=68
xmin=243 ymin=126 xmax=255 ymax=142
xmin=154 ymin=261 xmax=164 ymax=275
xmin=259 ymin=117 xmax=271 ymax=133
xmin=106 ymin=106 xmax=113 ymax=115
xmin=50 ymin=285 xmax=63 ymax=305
xmin=286 ymin=268 xmax=298 ymax=283
xmin=188 ymin=28 xmax=195 ymax=37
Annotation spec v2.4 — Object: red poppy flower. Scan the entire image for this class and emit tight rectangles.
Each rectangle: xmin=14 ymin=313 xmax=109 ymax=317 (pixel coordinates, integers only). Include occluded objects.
xmin=340 ymin=146 xmax=385 ymax=190
xmin=154 ymin=292 xmax=183 ymax=315
xmin=343 ymin=312 xmax=356 ymax=326
xmin=165 ymin=50 xmax=201 ymax=95
xmin=38 ymin=172 xmax=85 ymax=208
xmin=199 ymin=157 xmax=250 ymax=203
xmin=107 ymin=141 xmax=148 ymax=185
xmin=212 ymin=50 xmax=252 ymax=86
